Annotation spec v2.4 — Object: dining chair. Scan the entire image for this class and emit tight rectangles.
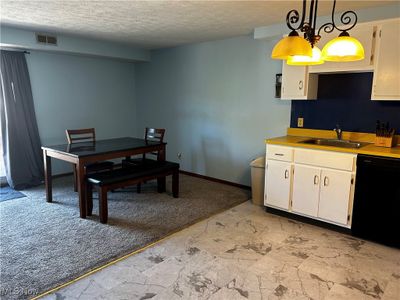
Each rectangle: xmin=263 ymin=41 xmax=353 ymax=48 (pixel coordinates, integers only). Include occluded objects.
xmin=123 ymin=127 xmax=165 ymax=165
xmin=122 ymin=127 xmax=165 ymax=192
xmin=66 ymin=128 xmax=114 ymax=192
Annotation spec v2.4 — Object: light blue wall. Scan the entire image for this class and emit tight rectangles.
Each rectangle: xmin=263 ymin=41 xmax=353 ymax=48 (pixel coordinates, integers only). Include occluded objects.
xmin=135 ymin=35 xmax=291 ymax=186
xmin=26 ymin=51 xmax=136 ymax=174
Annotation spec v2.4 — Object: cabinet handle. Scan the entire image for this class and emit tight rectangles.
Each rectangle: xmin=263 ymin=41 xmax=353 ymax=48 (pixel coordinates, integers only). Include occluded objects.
xmin=274 ymin=153 xmax=284 ymax=156
xmin=313 ymin=175 xmax=319 ymax=185
xmin=284 ymin=169 xmax=289 ymax=179
xmin=298 ymin=80 xmax=303 ymax=90
xmin=323 ymin=176 xmax=329 ymax=186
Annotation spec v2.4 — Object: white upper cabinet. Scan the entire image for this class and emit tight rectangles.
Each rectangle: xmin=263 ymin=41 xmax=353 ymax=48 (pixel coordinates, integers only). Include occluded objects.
xmin=309 ymin=23 xmax=376 ymax=74
xmin=371 ymin=19 xmax=400 ymax=101
xmin=279 ymin=19 xmax=400 ymax=101
xmin=281 ymin=63 xmax=318 ymax=100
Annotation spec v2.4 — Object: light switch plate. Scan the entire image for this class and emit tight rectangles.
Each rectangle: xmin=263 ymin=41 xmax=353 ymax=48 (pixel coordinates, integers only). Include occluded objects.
xmin=297 ymin=117 xmax=304 ymax=127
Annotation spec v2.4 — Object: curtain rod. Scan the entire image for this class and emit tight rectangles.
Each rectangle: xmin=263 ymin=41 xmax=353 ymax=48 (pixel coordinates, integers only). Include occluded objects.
xmin=0 ymin=48 xmax=30 ymax=54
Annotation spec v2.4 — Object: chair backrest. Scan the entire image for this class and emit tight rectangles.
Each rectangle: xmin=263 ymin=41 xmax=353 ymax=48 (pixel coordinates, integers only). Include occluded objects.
xmin=144 ymin=127 xmax=165 ymax=159
xmin=145 ymin=127 xmax=165 ymax=143
xmin=65 ymin=128 xmax=96 ymax=144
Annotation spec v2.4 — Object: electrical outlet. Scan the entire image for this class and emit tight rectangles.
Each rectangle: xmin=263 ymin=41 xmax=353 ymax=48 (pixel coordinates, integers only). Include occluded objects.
xmin=177 ymin=153 xmax=182 ymax=160
xmin=297 ymin=117 xmax=304 ymax=127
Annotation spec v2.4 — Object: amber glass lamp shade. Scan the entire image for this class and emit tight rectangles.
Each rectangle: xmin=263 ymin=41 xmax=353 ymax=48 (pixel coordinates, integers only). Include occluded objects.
xmin=287 ymin=46 xmax=324 ymax=65
xmin=322 ymin=32 xmax=364 ymax=62
xmin=271 ymin=31 xmax=313 ymax=60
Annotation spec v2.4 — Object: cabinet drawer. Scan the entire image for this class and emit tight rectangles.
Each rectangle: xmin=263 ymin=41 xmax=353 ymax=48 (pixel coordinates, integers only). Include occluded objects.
xmin=294 ymin=148 xmax=356 ymax=171
xmin=267 ymin=145 xmax=293 ymax=162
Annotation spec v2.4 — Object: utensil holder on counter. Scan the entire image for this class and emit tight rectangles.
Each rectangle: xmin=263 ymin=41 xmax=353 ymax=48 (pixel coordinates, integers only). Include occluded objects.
xmin=374 ymin=135 xmax=395 ymax=148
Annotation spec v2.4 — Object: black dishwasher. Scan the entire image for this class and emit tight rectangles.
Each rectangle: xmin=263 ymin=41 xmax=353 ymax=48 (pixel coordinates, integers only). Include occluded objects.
xmin=352 ymin=154 xmax=400 ymax=248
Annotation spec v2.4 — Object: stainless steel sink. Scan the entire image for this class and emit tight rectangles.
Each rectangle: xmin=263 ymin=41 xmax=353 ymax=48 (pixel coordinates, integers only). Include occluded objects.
xmin=299 ymin=138 xmax=367 ymax=149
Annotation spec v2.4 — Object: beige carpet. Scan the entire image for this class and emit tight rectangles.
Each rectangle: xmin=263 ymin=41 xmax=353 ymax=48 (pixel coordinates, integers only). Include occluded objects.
xmin=0 ymin=174 xmax=249 ymax=300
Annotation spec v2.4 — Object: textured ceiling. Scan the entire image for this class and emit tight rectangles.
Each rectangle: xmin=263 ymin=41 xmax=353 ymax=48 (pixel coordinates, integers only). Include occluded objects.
xmin=0 ymin=1 xmax=397 ymax=49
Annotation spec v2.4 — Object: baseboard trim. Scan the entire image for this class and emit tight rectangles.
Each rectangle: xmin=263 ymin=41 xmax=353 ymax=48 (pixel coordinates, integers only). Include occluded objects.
xmin=0 ymin=173 xmax=73 ymax=186
xmin=179 ymin=170 xmax=250 ymax=190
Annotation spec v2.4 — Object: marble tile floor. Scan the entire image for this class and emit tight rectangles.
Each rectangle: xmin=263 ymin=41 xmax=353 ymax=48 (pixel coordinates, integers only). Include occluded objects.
xmin=42 ymin=201 xmax=400 ymax=300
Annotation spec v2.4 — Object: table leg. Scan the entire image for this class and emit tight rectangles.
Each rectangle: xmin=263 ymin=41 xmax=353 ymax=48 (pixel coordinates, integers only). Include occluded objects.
xmin=43 ymin=150 xmax=52 ymax=202
xmin=99 ymin=187 xmax=108 ymax=224
xmin=76 ymin=162 xmax=87 ymax=218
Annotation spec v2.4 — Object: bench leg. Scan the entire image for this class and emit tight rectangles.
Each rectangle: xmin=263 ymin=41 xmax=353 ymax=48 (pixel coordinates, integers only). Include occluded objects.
xmin=172 ymin=170 xmax=179 ymax=198
xmin=157 ymin=177 xmax=166 ymax=193
xmin=99 ymin=187 xmax=108 ymax=224
xmin=137 ymin=183 xmax=141 ymax=193
xmin=86 ymin=183 xmax=93 ymax=216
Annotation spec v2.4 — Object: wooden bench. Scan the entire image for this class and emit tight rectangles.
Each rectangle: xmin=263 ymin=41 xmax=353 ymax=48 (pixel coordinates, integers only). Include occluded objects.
xmin=86 ymin=161 xmax=179 ymax=223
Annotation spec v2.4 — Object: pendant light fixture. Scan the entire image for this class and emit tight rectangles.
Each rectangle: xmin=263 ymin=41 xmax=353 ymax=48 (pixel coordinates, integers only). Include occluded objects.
xmin=287 ymin=46 xmax=324 ymax=65
xmin=271 ymin=0 xmax=364 ymax=65
xmin=271 ymin=30 xmax=313 ymax=59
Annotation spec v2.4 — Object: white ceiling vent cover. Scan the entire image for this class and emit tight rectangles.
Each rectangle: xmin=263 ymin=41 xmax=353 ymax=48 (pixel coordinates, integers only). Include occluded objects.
xmin=36 ymin=33 xmax=57 ymax=46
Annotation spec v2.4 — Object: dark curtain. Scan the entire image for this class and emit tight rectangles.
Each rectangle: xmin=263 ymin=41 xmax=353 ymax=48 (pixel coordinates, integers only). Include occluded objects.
xmin=0 ymin=50 xmax=43 ymax=190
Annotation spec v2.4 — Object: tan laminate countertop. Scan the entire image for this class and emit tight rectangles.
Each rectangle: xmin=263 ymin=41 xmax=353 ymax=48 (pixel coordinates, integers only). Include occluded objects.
xmin=266 ymin=135 xmax=400 ymax=159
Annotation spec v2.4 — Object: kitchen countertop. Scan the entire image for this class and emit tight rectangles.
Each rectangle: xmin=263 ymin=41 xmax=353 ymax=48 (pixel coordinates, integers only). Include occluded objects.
xmin=265 ymin=129 xmax=400 ymax=159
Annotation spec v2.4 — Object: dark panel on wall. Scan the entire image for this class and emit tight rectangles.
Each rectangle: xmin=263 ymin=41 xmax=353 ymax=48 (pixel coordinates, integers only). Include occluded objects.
xmin=290 ymin=73 xmax=400 ymax=134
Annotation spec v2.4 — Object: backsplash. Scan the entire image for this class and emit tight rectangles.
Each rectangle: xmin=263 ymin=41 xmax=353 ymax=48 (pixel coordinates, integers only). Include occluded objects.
xmin=290 ymin=72 xmax=400 ymax=134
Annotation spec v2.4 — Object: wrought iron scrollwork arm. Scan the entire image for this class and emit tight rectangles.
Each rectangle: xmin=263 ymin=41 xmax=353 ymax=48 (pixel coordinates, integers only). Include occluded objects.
xmin=318 ymin=22 xmax=335 ymax=36
xmin=317 ymin=0 xmax=358 ymax=35
xmin=283 ymin=0 xmax=359 ymax=48
xmin=337 ymin=10 xmax=358 ymax=32
xmin=286 ymin=0 xmax=307 ymax=31
xmin=286 ymin=9 xmax=300 ymax=31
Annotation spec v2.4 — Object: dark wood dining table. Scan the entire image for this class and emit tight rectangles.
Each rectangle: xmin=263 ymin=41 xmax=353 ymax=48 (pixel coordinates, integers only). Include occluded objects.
xmin=41 ymin=137 xmax=166 ymax=218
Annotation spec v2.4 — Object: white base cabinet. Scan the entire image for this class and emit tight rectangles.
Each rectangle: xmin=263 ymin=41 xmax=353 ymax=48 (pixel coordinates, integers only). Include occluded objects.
xmin=292 ymin=165 xmax=320 ymax=217
xmin=265 ymin=145 xmax=356 ymax=228
xmin=265 ymin=160 xmax=292 ymax=211
xmin=318 ymin=169 xmax=353 ymax=225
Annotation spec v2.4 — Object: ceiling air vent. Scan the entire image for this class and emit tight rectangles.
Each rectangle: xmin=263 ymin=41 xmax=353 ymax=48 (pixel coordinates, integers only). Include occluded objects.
xmin=36 ymin=33 xmax=57 ymax=46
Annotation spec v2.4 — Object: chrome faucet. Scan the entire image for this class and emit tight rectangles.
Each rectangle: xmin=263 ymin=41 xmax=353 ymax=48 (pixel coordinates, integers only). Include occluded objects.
xmin=334 ymin=124 xmax=343 ymax=140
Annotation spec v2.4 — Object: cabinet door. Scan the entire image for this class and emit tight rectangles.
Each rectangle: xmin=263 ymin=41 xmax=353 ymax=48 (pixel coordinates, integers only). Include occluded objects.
xmin=292 ymin=165 xmax=321 ymax=217
xmin=265 ymin=160 xmax=292 ymax=210
xmin=281 ymin=63 xmax=308 ymax=100
xmin=318 ymin=169 xmax=352 ymax=225
xmin=371 ymin=19 xmax=400 ymax=100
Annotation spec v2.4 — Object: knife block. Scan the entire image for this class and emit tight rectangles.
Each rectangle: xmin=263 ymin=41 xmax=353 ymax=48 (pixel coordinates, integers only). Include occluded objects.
xmin=375 ymin=136 xmax=394 ymax=148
